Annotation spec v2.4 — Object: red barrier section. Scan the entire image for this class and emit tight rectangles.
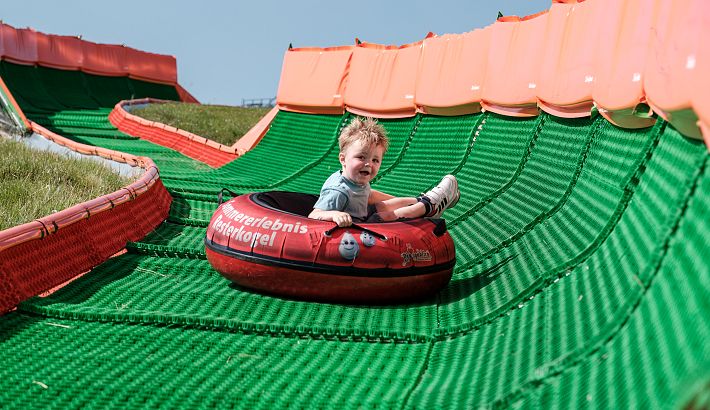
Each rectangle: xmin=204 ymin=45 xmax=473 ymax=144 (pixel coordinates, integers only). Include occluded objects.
xmin=125 ymin=47 xmax=177 ymax=85
xmin=0 ymin=22 xmax=179 ymax=87
xmin=176 ymin=84 xmax=199 ymax=104
xmin=81 ymin=41 xmax=129 ymax=77
xmin=276 ymin=46 xmax=354 ymax=115
xmin=0 ymin=122 xmax=172 ymax=315
xmin=0 ymin=178 xmax=171 ymax=315
xmin=109 ymin=99 xmax=240 ymax=167
xmin=481 ymin=12 xmax=548 ymax=117
xmin=36 ymin=32 xmax=84 ymax=71
xmin=344 ymin=40 xmax=427 ymax=118
xmin=537 ymin=1 xmax=600 ymax=117
xmin=593 ymin=0 xmax=657 ymax=129
xmin=416 ymin=28 xmax=491 ymax=116
xmin=1 ymin=25 xmax=39 ymax=65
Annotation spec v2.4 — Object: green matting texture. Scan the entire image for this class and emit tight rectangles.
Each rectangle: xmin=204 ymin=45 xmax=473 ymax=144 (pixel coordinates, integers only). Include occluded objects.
xmin=0 ymin=62 xmax=708 ymax=409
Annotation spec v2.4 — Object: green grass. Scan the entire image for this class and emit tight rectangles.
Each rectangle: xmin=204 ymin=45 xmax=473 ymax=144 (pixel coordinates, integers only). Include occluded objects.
xmin=0 ymin=138 xmax=132 ymax=231
xmin=130 ymin=102 xmax=271 ymax=146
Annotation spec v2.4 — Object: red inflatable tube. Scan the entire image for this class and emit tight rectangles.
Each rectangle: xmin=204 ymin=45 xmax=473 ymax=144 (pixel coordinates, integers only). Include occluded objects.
xmin=204 ymin=191 xmax=456 ymax=303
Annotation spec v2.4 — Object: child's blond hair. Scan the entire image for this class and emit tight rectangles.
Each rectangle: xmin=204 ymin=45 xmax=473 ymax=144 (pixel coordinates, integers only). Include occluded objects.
xmin=339 ymin=117 xmax=389 ymax=153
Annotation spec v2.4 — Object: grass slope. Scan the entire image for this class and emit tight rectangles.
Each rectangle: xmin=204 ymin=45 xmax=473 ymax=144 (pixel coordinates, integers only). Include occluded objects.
xmin=0 ymin=138 xmax=131 ymax=231
xmin=130 ymin=102 xmax=271 ymax=146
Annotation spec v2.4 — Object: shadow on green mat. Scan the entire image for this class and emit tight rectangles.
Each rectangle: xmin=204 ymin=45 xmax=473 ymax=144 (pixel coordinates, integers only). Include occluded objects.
xmin=223 ymin=253 xmax=516 ymax=309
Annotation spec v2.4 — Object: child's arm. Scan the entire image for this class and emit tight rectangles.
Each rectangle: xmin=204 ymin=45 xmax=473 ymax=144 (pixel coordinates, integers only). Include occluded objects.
xmin=308 ymin=209 xmax=353 ymax=227
xmin=368 ymin=190 xmax=395 ymax=204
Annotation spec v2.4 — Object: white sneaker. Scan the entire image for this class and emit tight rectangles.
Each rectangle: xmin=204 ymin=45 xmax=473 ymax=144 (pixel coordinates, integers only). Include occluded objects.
xmin=423 ymin=175 xmax=459 ymax=218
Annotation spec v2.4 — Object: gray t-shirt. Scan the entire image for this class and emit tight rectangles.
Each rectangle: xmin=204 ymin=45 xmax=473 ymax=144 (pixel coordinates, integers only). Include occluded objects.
xmin=313 ymin=171 xmax=371 ymax=221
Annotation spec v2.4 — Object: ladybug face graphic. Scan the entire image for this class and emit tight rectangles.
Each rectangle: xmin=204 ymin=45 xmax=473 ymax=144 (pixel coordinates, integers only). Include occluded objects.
xmin=338 ymin=232 xmax=359 ymax=260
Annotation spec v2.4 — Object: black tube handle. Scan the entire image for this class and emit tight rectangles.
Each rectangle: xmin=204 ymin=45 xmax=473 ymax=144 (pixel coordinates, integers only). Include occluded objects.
xmin=217 ymin=188 xmax=240 ymax=204
xmin=324 ymin=223 xmax=387 ymax=241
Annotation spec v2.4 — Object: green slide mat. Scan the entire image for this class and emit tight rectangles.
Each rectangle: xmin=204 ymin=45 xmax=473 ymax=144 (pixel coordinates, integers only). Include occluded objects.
xmin=0 ymin=312 xmax=430 ymax=409
xmin=277 ymin=115 xmax=421 ymax=194
xmin=407 ymin=128 xmax=709 ymax=409
xmin=371 ymin=114 xmax=482 ymax=197
xmin=1 ymin=57 xmax=707 ymax=409
xmin=449 ymin=114 xmax=595 ymax=265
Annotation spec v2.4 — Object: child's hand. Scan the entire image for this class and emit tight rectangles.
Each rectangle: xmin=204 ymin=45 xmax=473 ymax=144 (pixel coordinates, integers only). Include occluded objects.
xmin=333 ymin=212 xmax=353 ymax=227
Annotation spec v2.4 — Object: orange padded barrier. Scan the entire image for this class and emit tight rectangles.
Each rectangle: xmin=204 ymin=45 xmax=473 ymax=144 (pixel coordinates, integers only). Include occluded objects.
xmin=0 ymin=75 xmax=30 ymax=130
xmin=481 ymin=12 xmax=548 ymax=117
xmin=0 ymin=22 xmax=179 ymax=87
xmin=269 ymin=0 xmax=709 ymax=146
xmin=645 ymin=0 xmax=708 ymax=140
xmin=700 ymin=121 xmax=710 ymax=152
xmin=110 ymin=99 xmax=239 ymax=167
xmin=0 ymin=122 xmax=171 ymax=315
xmin=415 ymin=28 xmax=491 ymax=116
xmin=233 ymin=106 xmax=279 ymax=154
xmin=593 ymin=0 xmax=657 ymax=129
xmin=276 ymin=46 xmax=354 ymax=115
xmin=688 ymin=1 xmax=710 ymax=147
xmin=344 ymin=40 xmax=427 ymax=118
xmin=537 ymin=1 xmax=601 ymax=118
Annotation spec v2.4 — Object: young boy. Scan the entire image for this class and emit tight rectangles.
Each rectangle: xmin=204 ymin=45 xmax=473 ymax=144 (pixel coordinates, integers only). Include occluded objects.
xmin=308 ymin=117 xmax=460 ymax=227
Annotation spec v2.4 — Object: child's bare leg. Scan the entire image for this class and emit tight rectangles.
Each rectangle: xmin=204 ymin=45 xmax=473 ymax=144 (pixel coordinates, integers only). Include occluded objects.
xmin=373 ymin=197 xmax=425 ymax=221
xmin=375 ymin=197 xmax=417 ymax=212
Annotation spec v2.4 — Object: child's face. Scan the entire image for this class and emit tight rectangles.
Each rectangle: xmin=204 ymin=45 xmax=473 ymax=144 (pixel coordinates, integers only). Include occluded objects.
xmin=339 ymin=140 xmax=384 ymax=185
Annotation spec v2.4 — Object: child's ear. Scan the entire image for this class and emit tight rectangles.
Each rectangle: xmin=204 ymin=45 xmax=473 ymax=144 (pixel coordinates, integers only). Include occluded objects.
xmin=339 ymin=152 xmax=346 ymax=167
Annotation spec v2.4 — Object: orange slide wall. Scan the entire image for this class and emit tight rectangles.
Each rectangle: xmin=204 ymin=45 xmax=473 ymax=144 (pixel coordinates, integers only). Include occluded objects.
xmin=645 ymin=0 xmax=710 ymax=140
xmin=275 ymin=0 xmax=710 ymax=149
xmin=482 ymin=13 xmax=547 ymax=117
xmin=276 ymin=45 xmax=354 ymax=115
xmin=593 ymin=0 xmax=657 ymax=129
xmin=344 ymin=39 xmax=429 ymax=118
xmin=415 ymin=28 xmax=490 ymax=116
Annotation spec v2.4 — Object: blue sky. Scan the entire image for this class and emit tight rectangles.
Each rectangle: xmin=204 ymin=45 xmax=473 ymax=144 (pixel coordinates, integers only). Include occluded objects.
xmin=3 ymin=1 xmax=550 ymax=106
